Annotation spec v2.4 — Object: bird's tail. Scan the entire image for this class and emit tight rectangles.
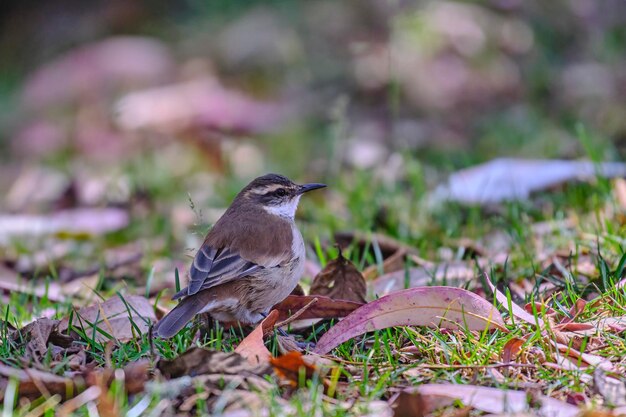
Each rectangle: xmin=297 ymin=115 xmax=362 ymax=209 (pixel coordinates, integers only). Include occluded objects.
xmin=154 ymin=294 xmax=209 ymax=338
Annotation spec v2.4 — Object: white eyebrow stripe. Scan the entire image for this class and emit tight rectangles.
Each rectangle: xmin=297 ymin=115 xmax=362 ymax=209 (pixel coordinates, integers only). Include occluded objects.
xmin=250 ymin=184 xmax=284 ymax=194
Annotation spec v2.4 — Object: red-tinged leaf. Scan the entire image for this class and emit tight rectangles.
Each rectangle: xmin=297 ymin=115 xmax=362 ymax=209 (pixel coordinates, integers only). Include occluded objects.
xmin=524 ymin=302 xmax=555 ymax=316
xmin=485 ymin=274 xmax=544 ymax=328
xmin=313 ymin=286 xmax=506 ymax=355
xmin=555 ymin=322 xmax=595 ymax=331
xmin=413 ymin=384 xmax=580 ymax=417
xmin=273 ymin=295 xmax=363 ymax=321
xmin=501 ymin=337 xmax=526 ymax=363
xmin=269 ymin=351 xmax=318 ymax=387
xmin=235 ymin=310 xmax=279 ymax=365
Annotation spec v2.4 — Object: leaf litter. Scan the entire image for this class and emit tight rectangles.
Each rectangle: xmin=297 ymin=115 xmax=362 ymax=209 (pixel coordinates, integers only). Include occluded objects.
xmin=4 ymin=163 xmax=626 ymax=415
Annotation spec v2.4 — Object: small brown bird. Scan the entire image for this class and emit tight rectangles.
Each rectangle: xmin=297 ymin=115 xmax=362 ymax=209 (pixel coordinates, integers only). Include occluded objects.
xmin=154 ymin=173 xmax=326 ymax=338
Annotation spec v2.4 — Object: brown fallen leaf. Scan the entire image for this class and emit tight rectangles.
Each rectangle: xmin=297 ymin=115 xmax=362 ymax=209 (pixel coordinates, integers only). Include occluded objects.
xmin=392 ymin=392 xmax=425 ymax=417
xmin=235 ymin=310 xmax=279 ymax=365
xmin=269 ymin=351 xmax=319 ymax=388
xmin=273 ymin=295 xmax=363 ymax=322
xmin=85 ymin=359 xmax=151 ymax=395
xmin=501 ymin=337 xmax=526 ymax=363
xmin=0 ymin=359 xmax=149 ymax=401
xmin=310 ymin=247 xmax=367 ymax=303
xmin=0 ymin=363 xmax=73 ymax=401
xmin=58 ymin=295 xmax=156 ymax=342
xmin=12 ymin=318 xmax=74 ymax=362
xmin=157 ymin=347 xmax=270 ymax=379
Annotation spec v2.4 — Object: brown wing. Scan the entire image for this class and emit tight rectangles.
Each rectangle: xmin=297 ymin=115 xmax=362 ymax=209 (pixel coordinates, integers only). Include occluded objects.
xmin=172 ymin=203 xmax=293 ymax=300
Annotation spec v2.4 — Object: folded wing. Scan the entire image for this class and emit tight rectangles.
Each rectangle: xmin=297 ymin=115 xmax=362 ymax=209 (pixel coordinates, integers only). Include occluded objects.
xmin=172 ymin=245 xmax=262 ymax=300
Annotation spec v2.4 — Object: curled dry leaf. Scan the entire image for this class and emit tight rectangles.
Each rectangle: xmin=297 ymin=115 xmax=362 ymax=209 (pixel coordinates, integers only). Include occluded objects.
xmin=273 ymin=295 xmax=363 ymax=322
xmin=234 ymin=309 xmax=279 ymax=365
xmin=58 ymin=295 xmax=156 ymax=342
xmin=12 ymin=318 xmax=73 ymax=362
xmin=313 ymin=286 xmax=506 ymax=355
xmin=501 ymin=337 xmax=525 ymax=363
xmin=413 ymin=384 xmax=580 ymax=417
xmin=310 ymin=248 xmax=367 ymax=303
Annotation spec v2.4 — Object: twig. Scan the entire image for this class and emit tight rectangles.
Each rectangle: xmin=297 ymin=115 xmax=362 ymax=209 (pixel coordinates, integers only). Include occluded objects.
xmin=275 ymin=297 xmax=319 ymax=329
xmin=411 ymin=363 xmax=537 ymax=370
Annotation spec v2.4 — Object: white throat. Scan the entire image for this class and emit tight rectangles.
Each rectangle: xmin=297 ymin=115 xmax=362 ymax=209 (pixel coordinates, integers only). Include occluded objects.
xmin=263 ymin=195 xmax=301 ymax=219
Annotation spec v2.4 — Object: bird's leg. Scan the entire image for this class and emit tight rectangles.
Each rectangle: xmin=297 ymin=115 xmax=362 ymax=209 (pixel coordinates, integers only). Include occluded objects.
xmin=197 ymin=312 xmax=216 ymax=341
xmin=259 ymin=312 xmax=315 ymax=351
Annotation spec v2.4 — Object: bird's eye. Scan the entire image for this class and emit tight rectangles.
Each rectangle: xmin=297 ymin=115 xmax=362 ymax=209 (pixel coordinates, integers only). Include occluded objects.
xmin=276 ymin=188 xmax=287 ymax=197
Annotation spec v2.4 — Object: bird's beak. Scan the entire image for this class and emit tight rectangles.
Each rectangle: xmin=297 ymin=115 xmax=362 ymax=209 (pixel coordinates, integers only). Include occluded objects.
xmin=297 ymin=183 xmax=327 ymax=194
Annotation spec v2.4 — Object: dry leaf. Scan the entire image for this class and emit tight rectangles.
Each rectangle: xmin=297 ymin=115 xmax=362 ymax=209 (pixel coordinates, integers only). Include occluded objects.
xmin=310 ymin=248 xmax=367 ymax=303
xmin=58 ymin=295 xmax=155 ymax=342
xmin=273 ymin=295 xmax=363 ymax=321
xmin=414 ymin=384 xmax=580 ymax=417
xmin=432 ymin=158 xmax=626 ymax=205
xmin=392 ymin=392 xmax=425 ymax=417
xmin=0 ymin=208 xmax=129 ymax=243
xmin=594 ymin=367 xmax=626 ymax=407
xmin=157 ymin=347 xmax=270 ymax=379
xmin=501 ymin=337 xmax=525 ymax=363
xmin=269 ymin=351 xmax=318 ymax=387
xmin=0 ymin=360 xmax=149 ymax=401
xmin=235 ymin=310 xmax=279 ymax=365
xmin=313 ymin=286 xmax=506 ymax=355
xmin=0 ymin=264 xmax=67 ymax=302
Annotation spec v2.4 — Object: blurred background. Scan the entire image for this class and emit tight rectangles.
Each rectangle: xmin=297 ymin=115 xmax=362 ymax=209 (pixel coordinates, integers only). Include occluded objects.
xmin=1 ymin=0 xmax=626 ymax=287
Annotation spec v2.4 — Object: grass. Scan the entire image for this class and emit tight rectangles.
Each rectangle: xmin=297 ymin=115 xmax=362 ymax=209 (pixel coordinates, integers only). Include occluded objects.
xmin=2 ymin=165 xmax=626 ymax=415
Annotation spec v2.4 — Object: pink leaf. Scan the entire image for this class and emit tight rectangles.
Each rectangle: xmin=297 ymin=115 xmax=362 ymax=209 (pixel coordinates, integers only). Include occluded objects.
xmin=415 ymin=384 xmax=579 ymax=417
xmin=313 ymin=286 xmax=506 ymax=355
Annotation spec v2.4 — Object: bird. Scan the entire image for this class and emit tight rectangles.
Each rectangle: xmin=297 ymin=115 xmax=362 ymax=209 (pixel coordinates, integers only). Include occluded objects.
xmin=154 ymin=173 xmax=326 ymax=338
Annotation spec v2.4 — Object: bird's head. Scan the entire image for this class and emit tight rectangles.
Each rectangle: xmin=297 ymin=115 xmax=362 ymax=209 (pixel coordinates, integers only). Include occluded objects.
xmin=238 ymin=173 xmax=326 ymax=219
